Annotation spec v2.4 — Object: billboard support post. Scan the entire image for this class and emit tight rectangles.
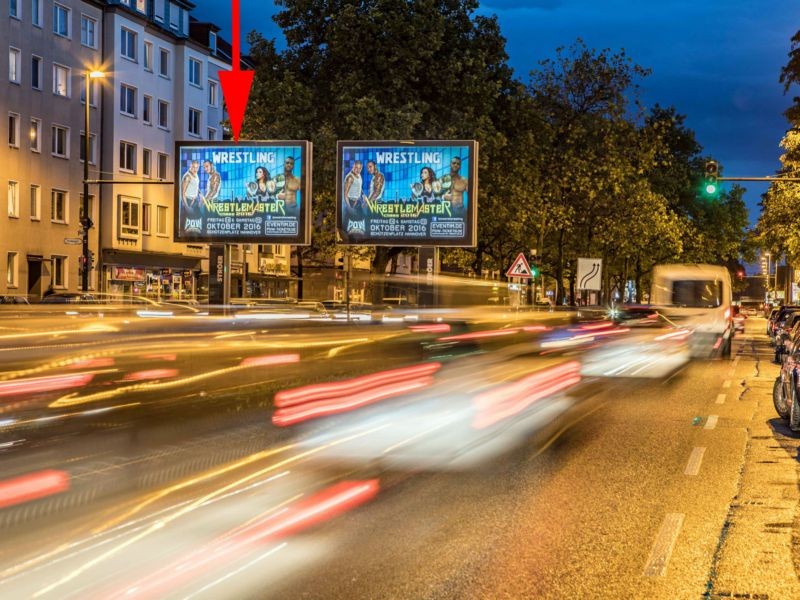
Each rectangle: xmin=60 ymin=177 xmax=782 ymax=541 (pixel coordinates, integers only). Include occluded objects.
xmin=418 ymin=246 xmax=439 ymax=307
xmin=344 ymin=249 xmax=351 ymax=321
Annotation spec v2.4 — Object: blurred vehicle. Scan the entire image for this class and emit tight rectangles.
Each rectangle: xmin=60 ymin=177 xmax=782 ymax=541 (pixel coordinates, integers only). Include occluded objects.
xmin=767 ymin=307 xmax=781 ymax=333
xmin=381 ymin=296 xmax=411 ymax=306
xmin=732 ymin=304 xmax=746 ymax=334
xmin=768 ymin=305 xmax=800 ymax=345
xmin=297 ymin=301 xmax=330 ymax=318
xmin=0 ymin=295 xmax=30 ymax=304
xmin=607 ymin=304 xmax=659 ymax=324
xmin=650 ymin=264 xmax=733 ymax=357
xmin=39 ymin=292 xmax=97 ymax=304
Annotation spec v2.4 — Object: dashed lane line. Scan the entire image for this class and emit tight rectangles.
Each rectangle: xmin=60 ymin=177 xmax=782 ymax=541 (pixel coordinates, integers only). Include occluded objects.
xmin=685 ymin=447 xmax=706 ymax=476
xmin=643 ymin=513 xmax=685 ymax=577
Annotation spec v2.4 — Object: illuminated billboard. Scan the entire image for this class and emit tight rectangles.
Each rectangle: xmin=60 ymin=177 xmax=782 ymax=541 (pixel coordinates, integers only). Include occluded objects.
xmin=336 ymin=141 xmax=478 ymax=247
xmin=174 ymin=140 xmax=312 ymax=244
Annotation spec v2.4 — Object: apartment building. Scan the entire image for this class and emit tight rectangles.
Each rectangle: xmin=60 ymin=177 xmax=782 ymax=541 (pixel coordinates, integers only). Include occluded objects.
xmin=1 ymin=0 xmax=104 ymax=297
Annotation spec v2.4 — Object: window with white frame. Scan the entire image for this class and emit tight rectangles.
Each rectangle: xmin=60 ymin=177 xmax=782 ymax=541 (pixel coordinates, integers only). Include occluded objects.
xmin=9 ymin=48 xmax=20 ymax=83
xmin=188 ymin=108 xmax=201 ymax=136
xmin=81 ymin=15 xmax=97 ymax=48
xmin=10 ymin=0 xmax=19 ymax=19
xmin=169 ymin=4 xmax=178 ymax=30
xmin=142 ymin=203 xmax=151 ymax=234
xmin=119 ymin=141 xmax=136 ymax=172
xmin=119 ymin=196 xmax=140 ymax=239
xmin=31 ymin=55 xmax=42 ymax=89
xmin=120 ymin=84 xmax=136 ymax=116
xmin=8 ymin=113 xmax=20 ymax=148
xmin=51 ymin=189 xmax=67 ymax=223
xmin=51 ymin=255 xmax=66 ymax=287
xmin=208 ymin=80 xmax=218 ymax=106
xmin=121 ymin=28 xmax=137 ymax=61
xmin=157 ymin=205 xmax=167 ymax=235
xmin=207 ymin=127 xmax=216 ymax=141
xmin=154 ymin=0 xmax=164 ymax=21
xmin=53 ymin=3 xmax=70 ymax=37
xmin=8 ymin=181 xmax=19 ymax=218
xmin=30 ymin=118 xmax=41 ymax=152
xmin=158 ymin=100 xmax=169 ymax=129
xmin=80 ymin=79 xmax=97 ymax=106
xmin=157 ymin=153 xmax=168 ymax=179
xmin=159 ymin=48 xmax=169 ymax=77
xmin=30 ymin=184 xmax=41 ymax=220
xmin=51 ymin=125 xmax=69 ymax=158
xmin=53 ymin=64 xmax=70 ymax=97
xmin=32 ymin=0 xmax=42 ymax=27
xmin=79 ymin=132 xmax=96 ymax=164
xmin=188 ymin=58 xmax=201 ymax=86
xmin=142 ymin=148 xmax=151 ymax=177
xmin=143 ymin=95 xmax=152 ymax=124
xmin=143 ymin=41 xmax=153 ymax=71
xmin=7 ymin=253 xmax=18 ymax=288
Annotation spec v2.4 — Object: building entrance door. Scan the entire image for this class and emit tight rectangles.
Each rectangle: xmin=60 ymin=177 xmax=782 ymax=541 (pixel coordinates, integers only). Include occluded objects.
xmin=27 ymin=258 xmax=42 ymax=299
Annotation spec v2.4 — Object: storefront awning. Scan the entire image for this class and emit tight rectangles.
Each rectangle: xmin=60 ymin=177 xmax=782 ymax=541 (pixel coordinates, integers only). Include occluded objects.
xmin=102 ymin=250 xmax=201 ymax=270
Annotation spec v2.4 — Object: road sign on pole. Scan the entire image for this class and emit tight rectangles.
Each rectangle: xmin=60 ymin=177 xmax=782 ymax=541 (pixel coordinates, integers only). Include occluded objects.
xmin=506 ymin=253 xmax=532 ymax=279
xmin=577 ymin=258 xmax=602 ymax=291
xmin=63 ymin=238 xmax=83 ymax=245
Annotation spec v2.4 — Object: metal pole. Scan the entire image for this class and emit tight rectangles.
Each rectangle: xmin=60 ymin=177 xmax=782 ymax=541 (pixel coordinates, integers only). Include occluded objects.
xmin=81 ymin=72 xmax=90 ymax=292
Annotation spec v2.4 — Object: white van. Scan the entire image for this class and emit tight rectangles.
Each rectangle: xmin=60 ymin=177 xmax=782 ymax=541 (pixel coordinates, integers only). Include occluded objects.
xmin=650 ymin=264 xmax=733 ymax=357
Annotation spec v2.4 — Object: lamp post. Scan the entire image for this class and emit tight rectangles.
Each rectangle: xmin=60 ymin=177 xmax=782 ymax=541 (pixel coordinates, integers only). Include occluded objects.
xmin=82 ymin=69 xmax=104 ymax=292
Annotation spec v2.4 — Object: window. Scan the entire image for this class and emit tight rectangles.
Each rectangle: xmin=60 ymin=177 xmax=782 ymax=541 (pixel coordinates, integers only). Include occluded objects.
xmin=119 ymin=196 xmax=140 ymax=239
xmin=30 ymin=118 xmax=41 ymax=152
xmin=10 ymin=0 xmax=19 ymax=19
xmin=81 ymin=80 xmax=97 ymax=106
xmin=51 ymin=255 xmax=66 ymax=288
xmin=81 ymin=15 xmax=97 ymax=48
xmin=158 ymin=100 xmax=169 ymax=129
xmin=31 ymin=55 xmax=42 ymax=89
xmin=143 ymin=41 xmax=153 ymax=71
xmin=121 ymin=28 xmax=137 ymax=61
xmin=53 ymin=3 xmax=70 ymax=37
xmin=120 ymin=84 xmax=136 ymax=116
xmin=154 ymin=0 xmax=164 ymax=22
xmin=159 ymin=48 xmax=169 ymax=77
xmin=157 ymin=205 xmax=167 ymax=235
xmin=7 ymin=253 xmax=18 ymax=288
xmin=208 ymin=80 xmax=218 ymax=106
xmin=207 ymin=127 xmax=216 ymax=141
xmin=142 ymin=203 xmax=151 ymax=234
xmin=8 ymin=113 xmax=19 ymax=148
xmin=31 ymin=0 xmax=42 ymax=27
xmin=157 ymin=153 xmax=168 ymax=179
xmin=135 ymin=0 xmax=145 ymax=13
xmin=51 ymin=125 xmax=69 ymax=158
xmin=169 ymin=4 xmax=178 ymax=30
xmin=209 ymin=32 xmax=217 ymax=54
xmin=30 ymin=184 xmax=40 ymax=220
xmin=188 ymin=58 xmax=201 ymax=86
xmin=188 ymin=108 xmax=201 ymax=136
xmin=142 ymin=148 xmax=151 ymax=177
xmin=119 ymin=141 xmax=136 ymax=172
xmin=7 ymin=182 xmax=19 ymax=218
xmin=79 ymin=132 xmax=96 ymax=164
xmin=51 ymin=189 xmax=67 ymax=223
xmin=9 ymin=48 xmax=20 ymax=84
xmin=143 ymin=95 xmax=152 ymax=124
xmin=53 ymin=64 xmax=70 ymax=97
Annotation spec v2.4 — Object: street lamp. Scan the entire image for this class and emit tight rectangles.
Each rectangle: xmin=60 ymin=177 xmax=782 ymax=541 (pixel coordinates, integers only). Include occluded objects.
xmin=82 ymin=69 xmax=104 ymax=292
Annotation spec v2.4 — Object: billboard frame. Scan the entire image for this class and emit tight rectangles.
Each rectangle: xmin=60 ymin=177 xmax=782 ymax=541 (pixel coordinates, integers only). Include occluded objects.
xmin=173 ymin=139 xmax=312 ymax=245
xmin=335 ymin=140 xmax=478 ymax=247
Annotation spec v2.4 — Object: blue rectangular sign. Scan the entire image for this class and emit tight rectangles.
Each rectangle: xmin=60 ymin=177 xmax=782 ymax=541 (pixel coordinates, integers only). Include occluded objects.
xmin=336 ymin=141 xmax=478 ymax=247
xmin=174 ymin=141 xmax=312 ymax=244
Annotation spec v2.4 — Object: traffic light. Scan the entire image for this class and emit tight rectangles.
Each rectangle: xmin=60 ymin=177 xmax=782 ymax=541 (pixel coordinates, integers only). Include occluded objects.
xmin=703 ymin=160 xmax=719 ymax=198
xmin=736 ymin=268 xmax=745 ymax=281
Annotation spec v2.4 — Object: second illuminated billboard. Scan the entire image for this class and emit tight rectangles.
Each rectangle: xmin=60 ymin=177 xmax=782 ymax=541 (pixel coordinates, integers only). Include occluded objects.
xmin=336 ymin=141 xmax=478 ymax=246
xmin=174 ymin=140 xmax=312 ymax=244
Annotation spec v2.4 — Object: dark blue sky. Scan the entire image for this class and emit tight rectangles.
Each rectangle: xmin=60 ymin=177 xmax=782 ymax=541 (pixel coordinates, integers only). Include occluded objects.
xmin=193 ymin=0 xmax=799 ymax=226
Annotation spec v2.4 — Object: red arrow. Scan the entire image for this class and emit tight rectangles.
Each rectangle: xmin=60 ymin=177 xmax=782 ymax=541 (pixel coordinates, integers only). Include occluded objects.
xmin=219 ymin=0 xmax=254 ymax=142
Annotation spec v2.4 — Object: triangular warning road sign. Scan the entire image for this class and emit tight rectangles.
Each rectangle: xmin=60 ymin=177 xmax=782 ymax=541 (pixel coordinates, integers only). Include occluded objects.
xmin=505 ymin=252 xmax=532 ymax=279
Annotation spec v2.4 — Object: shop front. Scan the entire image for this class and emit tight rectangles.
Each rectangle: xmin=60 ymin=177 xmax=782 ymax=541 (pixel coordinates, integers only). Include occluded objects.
xmin=102 ymin=250 xmax=202 ymax=301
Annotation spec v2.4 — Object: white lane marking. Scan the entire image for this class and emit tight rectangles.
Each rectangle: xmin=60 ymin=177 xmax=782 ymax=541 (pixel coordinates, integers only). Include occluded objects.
xmin=727 ymin=368 xmax=736 ymax=377
xmin=716 ymin=394 xmax=726 ymax=405
xmin=722 ymin=380 xmax=731 ymax=389
xmin=733 ymin=356 xmax=740 ymax=366
xmin=643 ymin=513 xmax=685 ymax=576
xmin=704 ymin=415 xmax=719 ymax=430
xmin=684 ymin=447 xmax=706 ymax=476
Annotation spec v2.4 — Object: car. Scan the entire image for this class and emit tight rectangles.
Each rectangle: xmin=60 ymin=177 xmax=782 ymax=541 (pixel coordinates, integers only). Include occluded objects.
xmin=773 ymin=337 xmax=800 ymax=430
xmin=768 ymin=306 xmax=800 ymax=344
xmin=39 ymin=292 xmax=97 ymax=304
xmin=0 ymin=295 xmax=30 ymax=304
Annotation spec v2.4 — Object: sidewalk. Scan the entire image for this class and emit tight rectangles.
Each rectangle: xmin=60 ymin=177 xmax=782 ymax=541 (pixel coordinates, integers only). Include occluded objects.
xmin=705 ymin=328 xmax=800 ymax=599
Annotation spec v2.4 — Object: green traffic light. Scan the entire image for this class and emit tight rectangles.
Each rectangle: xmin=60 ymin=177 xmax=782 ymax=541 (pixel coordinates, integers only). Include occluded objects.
xmin=705 ymin=183 xmax=717 ymax=195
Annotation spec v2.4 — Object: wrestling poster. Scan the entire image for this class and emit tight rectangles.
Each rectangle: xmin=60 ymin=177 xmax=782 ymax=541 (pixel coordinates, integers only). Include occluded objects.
xmin=336 ymin=141 xmax=478 ymax=247
xmin=174 ymin=141 xmax=312 ymax=244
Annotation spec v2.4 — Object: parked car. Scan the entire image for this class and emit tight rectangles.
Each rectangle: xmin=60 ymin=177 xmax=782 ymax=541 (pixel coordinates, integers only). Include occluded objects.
xmin=773 ymin=337 xmax=800 ymax=430
xmin=768 ymin=306 xmax=800 ymax=344
xmin=0 ymin=295 xmax=30 ymax=304
xmin=774 ymin=312 xmax=800 ymax=363
xmin=39 ymin=293 xmax=97 ymax=304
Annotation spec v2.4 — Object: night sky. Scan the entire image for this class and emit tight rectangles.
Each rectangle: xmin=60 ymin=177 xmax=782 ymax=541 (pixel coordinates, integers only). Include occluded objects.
xmin=192 ymin=0 xmax=800 ymax=226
